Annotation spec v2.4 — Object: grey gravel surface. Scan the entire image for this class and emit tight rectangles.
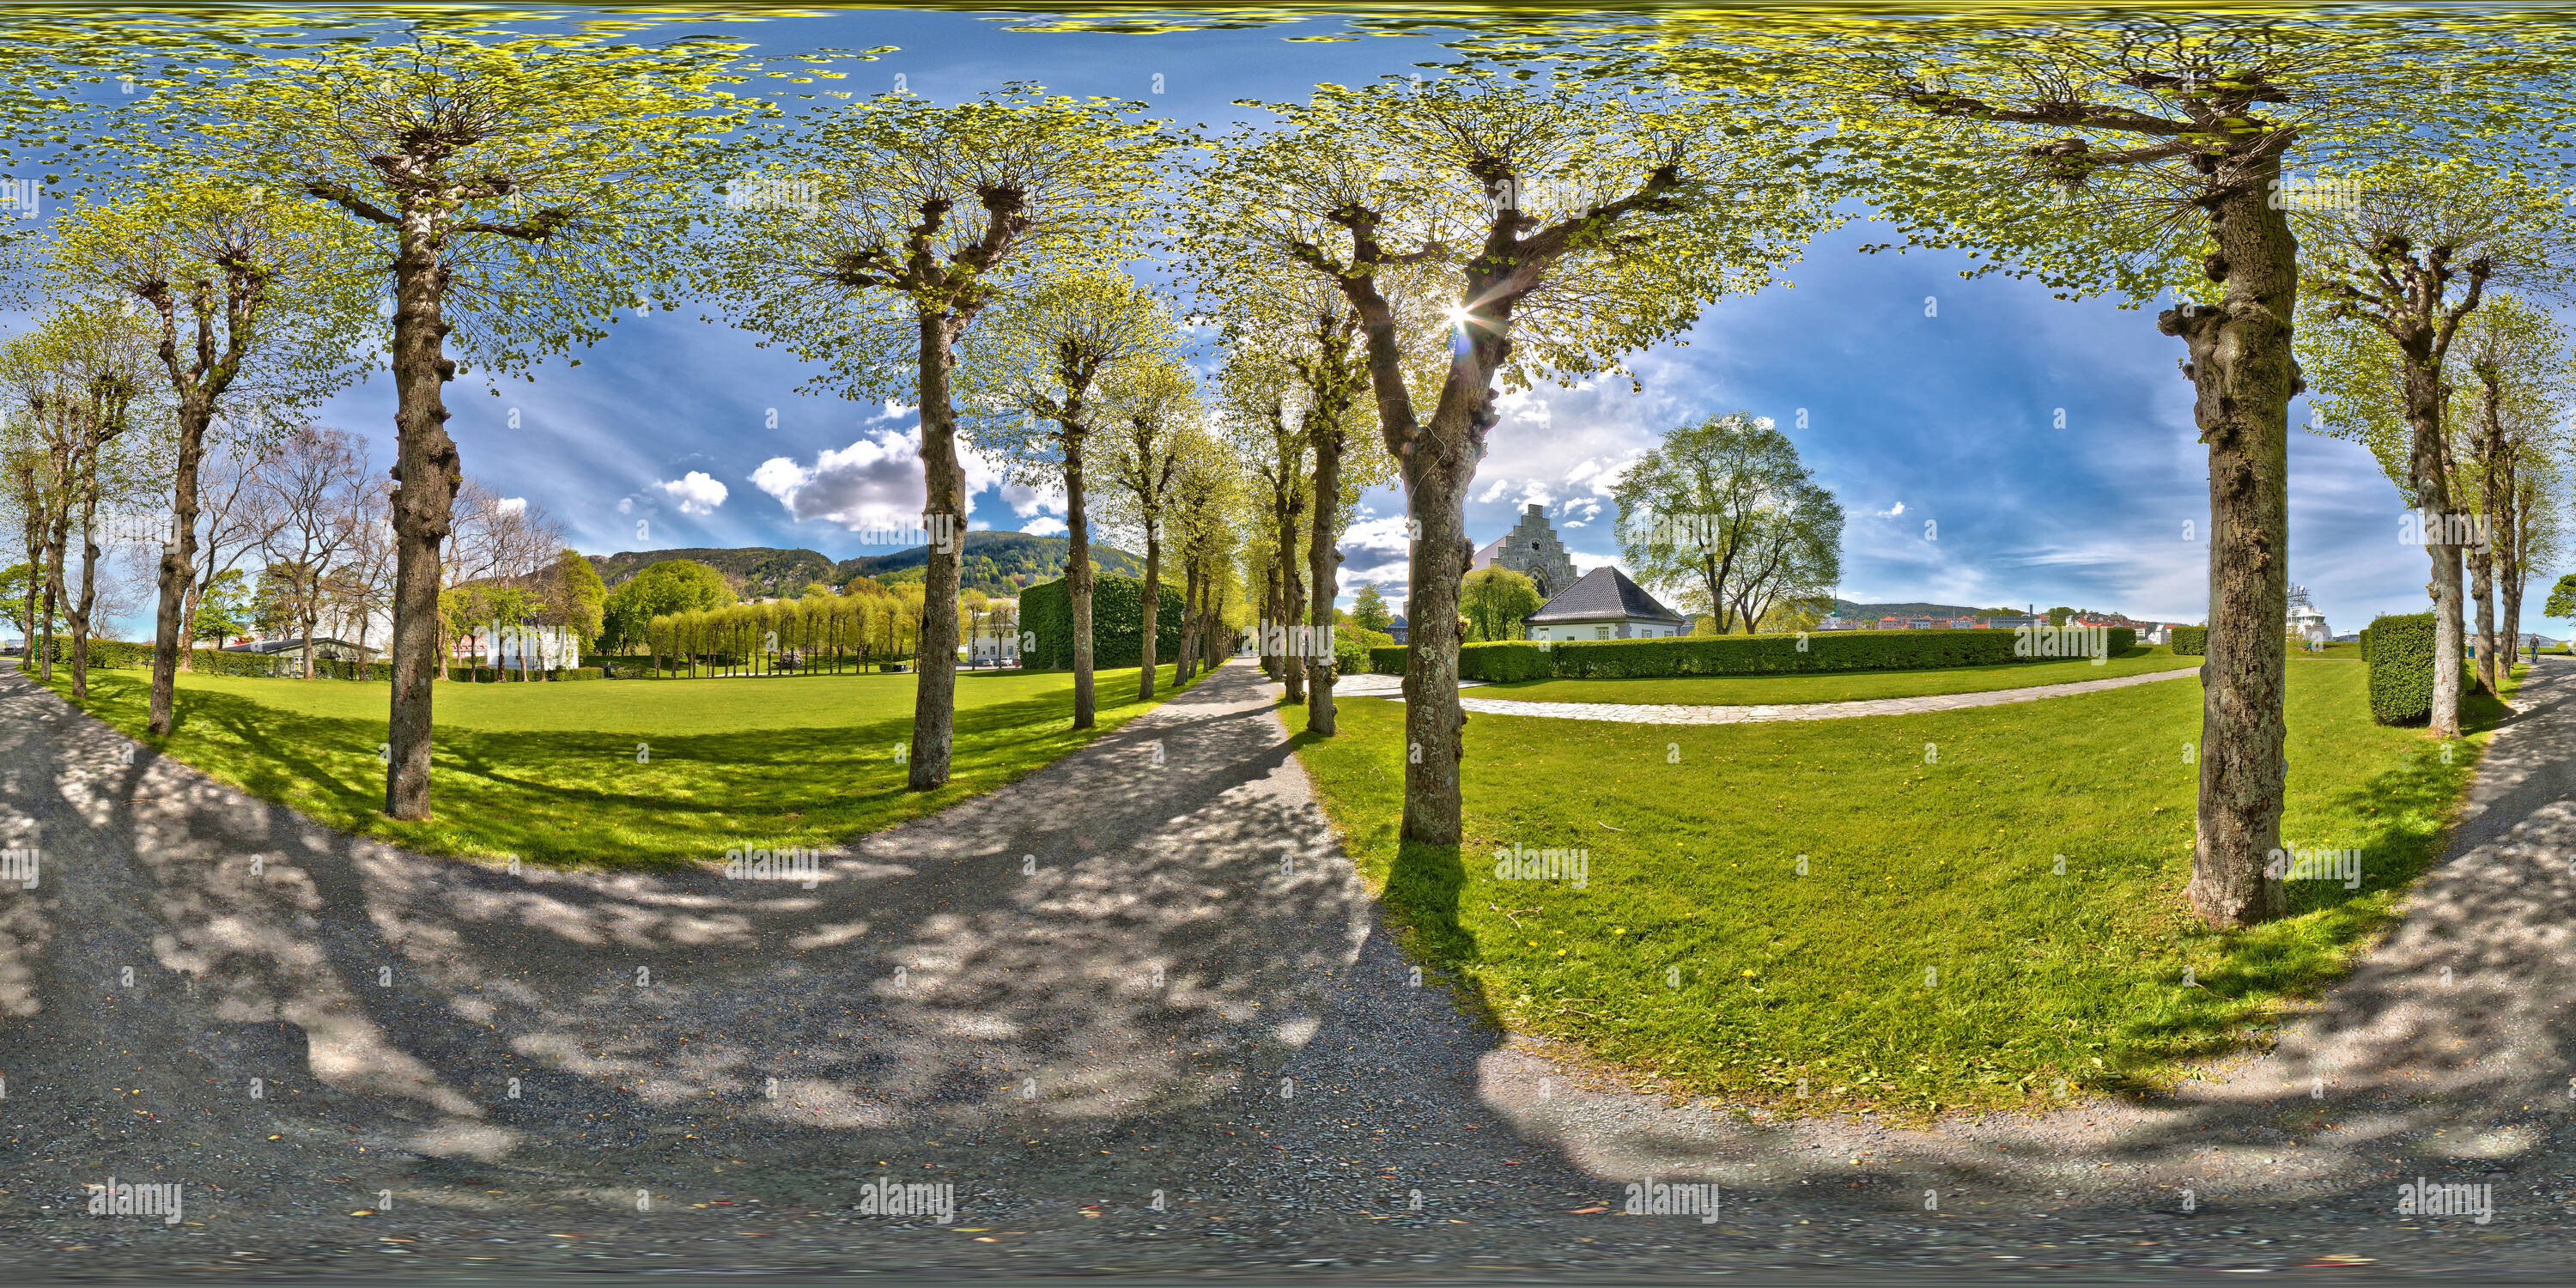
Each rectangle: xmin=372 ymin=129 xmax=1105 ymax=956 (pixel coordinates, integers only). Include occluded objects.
xmin=3 ymin=655 xmax=2574 ymax=1285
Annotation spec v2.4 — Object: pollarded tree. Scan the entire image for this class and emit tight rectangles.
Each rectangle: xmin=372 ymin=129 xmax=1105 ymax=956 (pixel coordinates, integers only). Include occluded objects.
xmin=41 ymin=179 xmax=376 ymax=734
xmin=1182 ymin=167 xmax=1434 ymax=736
xmin=2458 ymin=297 xmax=2575 ymax=687
xmin=966 ymin=266 xmax=1179 ymax=726
xmin=0 ymin=301 xmax=167 ymax=698
xmin=2295 ymin=157 xmax=2573 ymax=728
xmin=1166 ymin=440 xmax=1242 ymax=686
xmin=702 ymin=85 xmax=1170 ymax=788
xmin=1804 ymin=14 xmax=2576 ymax=928
xmin=1095 ymin=356 xmax=1203 ymax=702
xmin=153 ymin=30 xmax=762 ymax=818
xmin=1200 ymin=67 xmax=1838 ymax=845
xmin=1217 ymin=348 xmax=1311 ymax=700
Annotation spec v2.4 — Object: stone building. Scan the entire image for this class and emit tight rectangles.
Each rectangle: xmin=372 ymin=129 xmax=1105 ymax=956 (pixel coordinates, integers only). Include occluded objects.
xmin=1470 ymin=502 xmax=1581 ymax=602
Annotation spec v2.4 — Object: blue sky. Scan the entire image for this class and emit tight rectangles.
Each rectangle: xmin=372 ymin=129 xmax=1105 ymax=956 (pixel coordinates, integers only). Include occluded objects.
xmin=76 ymin=6 xmax=2560 ymax=641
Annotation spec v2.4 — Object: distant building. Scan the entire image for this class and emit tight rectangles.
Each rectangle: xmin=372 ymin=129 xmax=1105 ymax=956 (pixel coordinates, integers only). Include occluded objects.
xmin=1524 ymin=568 xmax=1691 ymax=641
xmin=1388 ymin=615 xmax=1408 ymax=645
xmin=222 ymin=636 xmax=378 ymax=677
xmin=1470 ymin=503 xmax=1581 ymax=603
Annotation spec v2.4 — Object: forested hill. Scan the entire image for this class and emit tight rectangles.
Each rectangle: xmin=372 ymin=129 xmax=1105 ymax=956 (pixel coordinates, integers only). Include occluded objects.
xmin=585 ymin=532 xmax=1144 ymax=599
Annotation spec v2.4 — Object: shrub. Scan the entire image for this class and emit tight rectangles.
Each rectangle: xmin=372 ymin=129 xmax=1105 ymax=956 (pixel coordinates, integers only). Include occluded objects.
xmin=2360 ymin=612 xmax=2482 ymax=726
xmin=1020 ymin=574 xmax=1185 ymax=670
xmin=558 ymin=666 xmax=604 ymax=682
xmin=2171 ymin=626 xmax=2208 ymax=656
xmin=1547 ymin=627 xmax=2137 ymax=680
xmin=1369 ymin=645 xmax=1406 ymax=675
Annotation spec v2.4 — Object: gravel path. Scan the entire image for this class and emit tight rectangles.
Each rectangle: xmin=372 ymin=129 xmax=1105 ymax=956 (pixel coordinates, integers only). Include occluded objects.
xmin=1341 ymin=664 xmax=2196 ymax=724
xmin=5 ymin=655 xmax=2576 ymax=1282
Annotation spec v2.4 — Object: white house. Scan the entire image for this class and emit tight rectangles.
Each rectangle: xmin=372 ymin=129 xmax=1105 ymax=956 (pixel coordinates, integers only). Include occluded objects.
xmin=1522 ymin=568 xmax=1692 ymax=641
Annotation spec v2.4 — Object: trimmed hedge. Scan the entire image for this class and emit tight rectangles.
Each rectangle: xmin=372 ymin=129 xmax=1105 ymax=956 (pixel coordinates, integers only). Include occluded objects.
xmin=1460 ymin=641 xmax=1556 ymax=683
xmin=558 ymin=666 xmax=604 ymax=682
xmin=1549 ymin=626 xmax=2136 ymax=680
xmin=2171 ymin=626 xmax=2208 ymax=656
xmin=2364 ymin=613 xmax=2433 ymax=725
xmin=1365 ymin=626 xmax=2137 ymax=681
xmin=1021 ymin=574 xmax=1185 ymax=670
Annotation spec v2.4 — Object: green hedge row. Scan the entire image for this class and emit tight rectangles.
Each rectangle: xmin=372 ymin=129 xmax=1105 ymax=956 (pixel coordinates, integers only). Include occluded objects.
xmin=1364 ymin=626 xmax=2139 ymax=681
xmin=2171 ymin=626 xmax=2208 ymax=656
xmin=21 ymin=635 xmax=362 ymax=678
xmin=1021 ymin=574 xmax=1185 ymax=670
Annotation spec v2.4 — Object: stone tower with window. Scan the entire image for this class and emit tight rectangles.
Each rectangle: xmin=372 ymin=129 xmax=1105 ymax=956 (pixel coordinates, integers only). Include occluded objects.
xmin=1472 ymin=503 xmax=1581 ymax=603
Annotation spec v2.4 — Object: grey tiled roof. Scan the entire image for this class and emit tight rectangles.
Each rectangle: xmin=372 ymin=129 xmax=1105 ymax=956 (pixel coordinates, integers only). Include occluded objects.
xmin=1523 ymin=567 xmax=1688 ymax=624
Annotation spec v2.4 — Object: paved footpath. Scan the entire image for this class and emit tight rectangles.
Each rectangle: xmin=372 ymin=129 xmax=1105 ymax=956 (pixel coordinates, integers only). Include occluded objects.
xmin=1336 ymin=664 xmax=2196 ymax=724
xmin=5 ymin=656 xmax=2576 ymax=1282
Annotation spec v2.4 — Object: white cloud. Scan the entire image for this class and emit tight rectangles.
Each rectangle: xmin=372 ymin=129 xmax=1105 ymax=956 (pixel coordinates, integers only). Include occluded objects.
xmin=657 ymin=472 xmax=727 ymax=517
xmin=1019 ymin=515 xmax=1069 ymax=537
xmin=1570 ymin=551 xmax=1626 ymax=577
xmin=495 ymin=496 xmax=527 ymax=518
xmin=1874 ymin=501 xmax=1906 ymax=519
xmin=1340 ymin=514 xmax=1416 ymax=600
xmin=747 ymin=426 xmax=1021 ymax=532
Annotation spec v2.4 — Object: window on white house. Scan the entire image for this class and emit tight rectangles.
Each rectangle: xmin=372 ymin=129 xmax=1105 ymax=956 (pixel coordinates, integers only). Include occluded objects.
xmin=1595 ymin=626 xmax=1611 ymax=640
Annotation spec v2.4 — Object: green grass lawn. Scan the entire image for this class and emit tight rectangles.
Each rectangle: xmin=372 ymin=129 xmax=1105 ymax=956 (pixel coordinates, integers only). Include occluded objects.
xmin=1292 ymin=656 xmax=2510 ymax=1118
xmin=1479 ymin=645 xmax=2200 ymax=706
xmin=40 ymin=664 xmax=1192 ymax=869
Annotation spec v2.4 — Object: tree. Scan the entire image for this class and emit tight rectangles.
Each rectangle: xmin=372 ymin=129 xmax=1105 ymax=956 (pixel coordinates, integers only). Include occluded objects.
xmin=1097 ymin=357 xmax=1201 ymax=701
xmin=41 ymin=179 xmax=374 ymax=734
xmin=1811 ymin=15 xmax=2576 ymax=928
xmin=0 ymin=301 xmax=165 ymax=698
xmin=702 ymin=85 xmax=1169 ymax=789
xmin=2297 ymin=157 xmax=2573 ymax=723
xmin=2546 ymin=572 xmax=2576 ymax=622
xmin=181 ymin=434 xmax=284 ymax=670
xmin=1351 ymin=582 xmax=1393 ymax=635
xmin=542 ymin=547 xmax=609 ymax=654
xmin=1461 ymin=566 xmax=1543 ymax=642
xmin=0 ymin=560 xmax=30 ymax=644
xmin=2458 ymin=297 xmax=2575 ymax=683
xmin=1613 ymin=413 xmax=1840 ymax=633
xmin=1218 ymin=350 xmax=1311 ymax=698
xmin=601 ymin=558 xmax=733 ymax=666
xmin=161 ymin=30 xmax=758 ymax=817
xmin=1200 ymin=66 xmax=1836 ymax=844
xmin=967 ymin=267 xmax=1178 ymax=725
xmin=259 ymin=423 xmax=367 ymax=679
xmin=191 ymin=566 xmax=251 ymax=644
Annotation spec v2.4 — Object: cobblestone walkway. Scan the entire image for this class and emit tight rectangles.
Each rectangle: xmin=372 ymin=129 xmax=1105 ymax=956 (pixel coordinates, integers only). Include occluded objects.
xmin=1324 ymin=664 xmax=2195 ymax=724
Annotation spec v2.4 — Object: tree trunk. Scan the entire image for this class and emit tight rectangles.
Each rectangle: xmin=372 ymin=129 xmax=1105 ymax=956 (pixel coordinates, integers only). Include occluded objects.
xmin=1176 ymin=556 xmax=1200 ymax=688
xmin=71 ymin=490 xmax=99 ymax=701
xmin=149 ymin=411 xmax=208 ymax=732
xmin=2470 ymin=544 xmax=2496 ymax=697
xmin=908 ymin=311 xmax=966 ymax=791
xmin=40 ymin=497 xmax=66 ymax=685
xmin=1139 ymin=523 xmax=1160 ymax=701
xmin=2158 ymin=157 xmax=2295 ymax=930
xmin=1276 ymin=495 xmax=1305 ymax=703
xmin=384 ymin=216 xmax=464 ymax=822
xmin=178 ymin=572 xmax=204 ymax=671
xmin=1307 ymin=422 xmax=1342 ymax=735
xmin=1066 ymin=433 xmax=1096 ymax=728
